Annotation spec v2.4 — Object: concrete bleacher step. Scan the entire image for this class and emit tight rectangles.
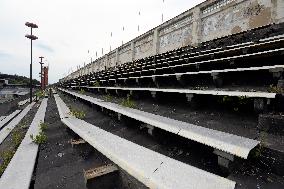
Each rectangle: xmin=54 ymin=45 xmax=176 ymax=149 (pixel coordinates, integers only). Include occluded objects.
xmin=96 ymin=65 xmax=284 ymax=88
xmin=87 ymin=35 xmax=284 ymax=81
xmin=90 ymin=47 xmax=284 ymax=84
xmin=58 ymin=88 xmax=260 ymax=159
xmin=0 ymin=116 xmax=5 ymax=121
xmin=0 ymin=110 xmax=21 ymax=130
xmin=0 ymin=99 xmax=48 ymax=189
xmin=78 ymin=86 xmax=277 ymax=99
xmin=54 ymin=93 xmax=236 ymax=189
xmin=0 ymin=103 xmax=35 ymax=145
xmin=150 ymin=48 xmax=284 ymax=74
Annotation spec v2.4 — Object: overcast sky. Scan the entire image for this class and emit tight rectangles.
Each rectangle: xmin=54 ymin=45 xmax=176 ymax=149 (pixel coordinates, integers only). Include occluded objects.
xmin=0 ymin=0 xmax=204 ymax=83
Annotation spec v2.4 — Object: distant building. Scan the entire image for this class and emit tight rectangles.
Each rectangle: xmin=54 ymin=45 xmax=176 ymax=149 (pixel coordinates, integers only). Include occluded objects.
xmin=43 ymin=66 xmax=48 ymax=89
xmin=0 ymin=79 xmax=8 ymax=88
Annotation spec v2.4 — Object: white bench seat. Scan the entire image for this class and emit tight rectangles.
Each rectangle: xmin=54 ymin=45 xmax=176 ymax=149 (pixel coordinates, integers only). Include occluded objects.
xmin=54 ymin=94 xmax=236 ymax=189
xmin=59 ymin=88 xmax=260 ymax=159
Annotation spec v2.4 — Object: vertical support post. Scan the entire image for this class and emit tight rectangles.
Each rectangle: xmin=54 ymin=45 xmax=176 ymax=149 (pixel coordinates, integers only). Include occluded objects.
xmin=191 ymin=7 xmax=201 ymax=46
xmin=152 ymin=28 xmax=159 ymax=55
xmin=30 ymin=27 xmax=33 ymax=103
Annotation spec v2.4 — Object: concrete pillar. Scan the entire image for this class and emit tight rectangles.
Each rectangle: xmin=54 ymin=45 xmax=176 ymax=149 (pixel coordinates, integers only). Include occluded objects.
xmin=273 ymin=0 xmax=284 ymax=24
xmin=131 ymin=41 xmax=135 ymax=61
xmin=152 ymin=28 xmax=159 ymax=55
xmin=115 ymin=48 xmax=119 ymax=66
xmin=191 ymin=7 xmax=202 ymax=46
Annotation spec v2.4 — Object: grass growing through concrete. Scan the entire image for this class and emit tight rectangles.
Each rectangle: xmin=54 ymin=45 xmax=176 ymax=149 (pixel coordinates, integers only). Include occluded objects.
xmin=0 ymin=150 xmax=14 ymax=175
xmin=104 ymin=94 xmax=113 ymax=101
xmin=35 ymin=90 xmax=45 ymax=99
xmin=69 ymin=108 xmax=86 ymax=119
xmin=0 ymin=126 xmax=25 ymax=175
xmin=30 ymin=121 xmax=48 ymax=145
xmin=268 ymin=84 xmax=283 ymax=93
xmin=120 ymin=94 xmax=136 ymax=108
xmin=220 ymin=96 xmax=249 ymax=112
xmin=30 ymin=131 xmax=47 ymax=145
xmin=79 ymin=88 xmax=85 ymax=94
xmin=93 ymin=81 xmax=100 ymax=87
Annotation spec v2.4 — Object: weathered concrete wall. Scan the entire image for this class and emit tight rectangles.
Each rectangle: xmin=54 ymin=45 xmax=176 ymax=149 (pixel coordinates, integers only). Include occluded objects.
xmin=159 ymin=15 xmax=193 ymax=53
xmin=134 ymin=32 xmax=154 ymax=60
xmin=63 ymin=0 xmax=284 ymax=81
xmin=118 ymin=43 xmax=132 ymax=65
xmin=200 ymin=0 xmax=274 ymax=42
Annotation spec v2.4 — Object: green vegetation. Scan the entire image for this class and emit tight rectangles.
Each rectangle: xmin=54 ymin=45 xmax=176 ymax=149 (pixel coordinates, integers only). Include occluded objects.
xmin=39 ymin=122 xmax=48 ymax=131
xmin=0 ymin=73 xmax=40 ymax=85
xmin=69 ymin=108 xmax=86 ymax=119
xmin=93 ymin=81 xmax=100 ymax=87
xmin=104 ymin=94 xmax=113 ymax=101
xmin=220 ymin=95 xmax=249 ymax=112
xmin=0 ymin=150 xmax=14 ymax=175
xmin=268 ymin=84 xmax=283 ymax=93
xmin=120 ymin=94 xmax=136 ymax=108
xmin=30 ymin=121 xmax=48 ymax=145
xmin=35 ymin=90 xmax=45 ymax=99
xmin=252 ymin=132 xmax=267 ymax=158
xmin=79 ymin=88 xmax=85 ymax=94
xmin=12 ymin=130 xmax=24 ymax=148
xmin=30 ymin=131 xmax=47 ymax=145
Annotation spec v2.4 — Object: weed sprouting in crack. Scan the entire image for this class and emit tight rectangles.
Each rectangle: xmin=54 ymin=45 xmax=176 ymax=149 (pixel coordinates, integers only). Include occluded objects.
xmin=104 ymin=94 xmax=113 ymax=101
xmin=120 ymin=94 xmax=136 ymax=108
xmin=30 ymin=132 xmax=47 ymax=145
xmin=69 ymin=107 xmax=86 ymax=119
xmin=30 ymin=121 xmax=48 ymax=145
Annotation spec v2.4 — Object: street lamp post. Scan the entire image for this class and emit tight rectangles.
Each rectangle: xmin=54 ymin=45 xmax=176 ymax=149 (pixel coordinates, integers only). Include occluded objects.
xmin=39 ymin=56 xmax=44 ymax=90
xmin=25 ymin=22 xmax=38 ymax=103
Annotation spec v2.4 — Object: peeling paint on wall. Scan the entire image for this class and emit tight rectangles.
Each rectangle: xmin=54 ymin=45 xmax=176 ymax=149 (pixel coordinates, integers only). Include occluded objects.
xmin=159 ymin=25 xmax=192 ymax=53
xmin=201 ymin=0 xmax=272 ymax=42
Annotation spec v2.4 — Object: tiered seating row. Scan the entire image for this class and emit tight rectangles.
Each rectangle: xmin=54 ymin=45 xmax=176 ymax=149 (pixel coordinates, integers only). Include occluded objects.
xmin=0 ymin=99 xmax=47 ymax=189
xmin=59 ymin=88 xmax=260 ymax=159
xmin=54 ymin=93 xmax=236 ymax=189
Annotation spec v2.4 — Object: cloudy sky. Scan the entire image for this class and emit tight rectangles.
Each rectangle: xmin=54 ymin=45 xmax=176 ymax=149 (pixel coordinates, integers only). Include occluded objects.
xmin=0 ymin=0 xmax=204 ymax=83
